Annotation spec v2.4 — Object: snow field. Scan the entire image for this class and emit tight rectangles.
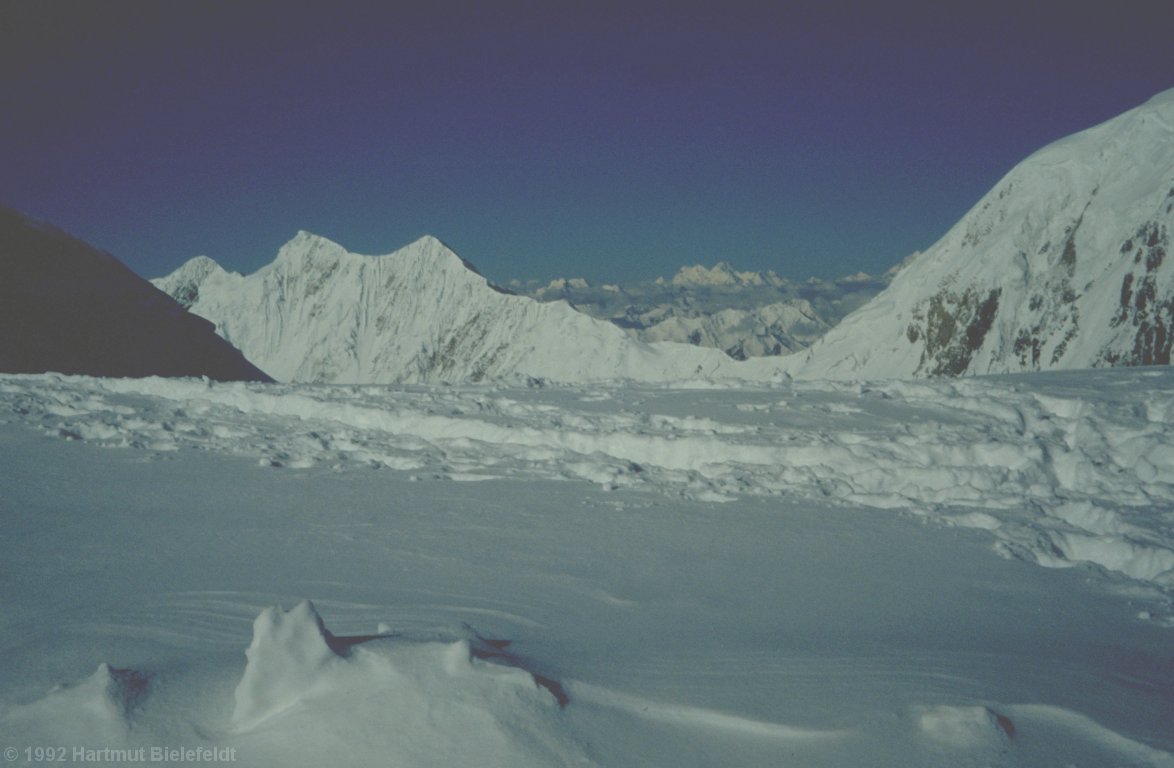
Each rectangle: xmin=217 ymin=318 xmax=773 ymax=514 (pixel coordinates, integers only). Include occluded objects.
xmin=1 ymin=369 xmax=1172 ymax=766
xmin=3 ymin=369 xmax=1172 ymax=592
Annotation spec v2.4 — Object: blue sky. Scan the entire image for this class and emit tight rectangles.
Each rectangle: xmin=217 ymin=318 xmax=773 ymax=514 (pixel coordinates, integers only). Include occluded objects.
xmin=2 ymin=1 xmax=1171 ymax=284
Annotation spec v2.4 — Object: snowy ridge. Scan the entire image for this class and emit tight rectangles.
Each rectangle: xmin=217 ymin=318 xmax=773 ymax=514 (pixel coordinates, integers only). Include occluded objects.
xmin=797 ymin=88 xmax=1174 ymax=379
xmin=4 ymin=370 xmax=1172 ymax=591
xmin=154 ymin=234 xmax=790 ymax=384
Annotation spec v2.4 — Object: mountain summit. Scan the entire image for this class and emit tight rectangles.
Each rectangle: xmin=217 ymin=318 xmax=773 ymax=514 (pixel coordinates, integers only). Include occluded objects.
xmin=155 ymin=234 xmax=787 ymax=384
xmin=796 ymin=89 xmax=1174 ymax=379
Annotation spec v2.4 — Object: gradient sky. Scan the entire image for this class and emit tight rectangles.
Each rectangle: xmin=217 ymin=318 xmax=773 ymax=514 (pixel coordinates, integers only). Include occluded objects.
xmin=2 ymin=1 xmax=1171 ymax=285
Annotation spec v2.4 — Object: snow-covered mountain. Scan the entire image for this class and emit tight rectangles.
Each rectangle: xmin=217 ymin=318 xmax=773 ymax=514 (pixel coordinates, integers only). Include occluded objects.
xmin=154 ymin=233 xmax=788 ymax=384
xmin=663 ymin=261 xmax=782 ymax=288
xmin=0 ymin=206 xmax=271 ymax=381
xmin=797 ymin=89 xmax=1174 ymax=379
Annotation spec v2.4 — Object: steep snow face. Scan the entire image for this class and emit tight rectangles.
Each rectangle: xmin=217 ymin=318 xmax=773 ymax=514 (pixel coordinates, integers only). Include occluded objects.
xmin=156 ymin=233 xmax=790 ymax=384
xmin=0 ymin=206 xmax=271 ymax=382
xmin=798 ymin=89 xmax=1174 ymax=380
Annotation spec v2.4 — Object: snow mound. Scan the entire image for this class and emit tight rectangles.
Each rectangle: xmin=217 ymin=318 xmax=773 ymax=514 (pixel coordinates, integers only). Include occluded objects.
xmin=1001 ymin=705 xmax=1174 ymax=767
xmin=917 ymin=705 xmax=1014 ymax=748
xmin=228 ymin=602 xmax=587 ymax=766
xmin=3 ymin=663 xmax=150 ymax=746
xmin=231 ymin=601 xmax=342 ymax=728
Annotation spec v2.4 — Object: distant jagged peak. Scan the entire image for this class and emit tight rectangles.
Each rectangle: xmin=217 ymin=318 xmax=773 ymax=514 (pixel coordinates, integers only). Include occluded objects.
xmin=387 ymin=233 xmax=460 ymax=263
xmin=172 ymin=254 xmax=229 ymax=281
xmin=272 ymin=230 xmax=350 ymax=268
xmin=669 ymin=261 xmax=767 ymax=288
xmin=150 ymin=254 xmax=238 ymax=310
xmin=270 ymin=231 xmax=482 ymax=275
xmin=535 ymin=277 xmax=591 ymax=298
xmin=384 ymin=234 xmax=501 ymax=286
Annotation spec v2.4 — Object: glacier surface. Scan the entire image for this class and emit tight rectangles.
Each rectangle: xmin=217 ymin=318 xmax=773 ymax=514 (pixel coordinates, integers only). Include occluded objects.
xmin=0 ymin=370 xmax=1171 ymax=766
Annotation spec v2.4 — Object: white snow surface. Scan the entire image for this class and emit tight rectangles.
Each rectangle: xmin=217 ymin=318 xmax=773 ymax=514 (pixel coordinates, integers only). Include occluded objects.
xmin=0 ymin=369 xmax=1171 ymax=766
xmin=797 ymin=88 xmax=1174 ymax=379
xmin=153 ymin=234 xmax=792 ymax=385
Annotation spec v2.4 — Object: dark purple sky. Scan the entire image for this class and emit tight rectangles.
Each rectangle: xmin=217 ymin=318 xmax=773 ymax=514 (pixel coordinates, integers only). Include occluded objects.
xmin=2 ymin=1 xmax=1171 ymax=284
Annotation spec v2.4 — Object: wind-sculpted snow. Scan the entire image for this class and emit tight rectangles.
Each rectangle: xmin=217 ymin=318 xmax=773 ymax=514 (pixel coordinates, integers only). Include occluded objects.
xmin=2 ymin=369 xmax=1172 ymax=592
xmin=224 ymin=601 xmax=584 ymax=765
xmin=6 ymin=600 xmax=588 ymax=766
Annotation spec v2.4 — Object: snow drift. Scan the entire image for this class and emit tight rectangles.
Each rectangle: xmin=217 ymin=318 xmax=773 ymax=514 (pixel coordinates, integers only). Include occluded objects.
xmin=226 ymin=601 xmax=583 ymax=766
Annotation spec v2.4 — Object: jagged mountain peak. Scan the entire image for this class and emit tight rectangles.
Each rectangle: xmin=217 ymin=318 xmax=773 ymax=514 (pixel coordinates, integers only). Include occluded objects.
xmin=270 ymin=230 xmax=350 ymax=268
xmin=152 ymin=254 xmax=237 ymax=310
xmin=155 ymin=235 xmax=785 ymax=384
xmin=269 ymin=231 xmax=486 ymax=280
xmin=173 ymin=254 xmax=229 ymax=281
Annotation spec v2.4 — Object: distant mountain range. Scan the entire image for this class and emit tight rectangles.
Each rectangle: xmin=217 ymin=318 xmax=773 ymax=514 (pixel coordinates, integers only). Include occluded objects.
xmin=0 ymin=206 xmax=270 ymax=381
xmin=794 ymin=88 xmax=1174 ymax=379
xmin=511 ymin=263 xmax=888 ymax=360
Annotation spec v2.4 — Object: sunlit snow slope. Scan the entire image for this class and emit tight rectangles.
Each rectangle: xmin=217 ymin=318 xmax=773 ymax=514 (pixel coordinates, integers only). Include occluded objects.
xmin=154 ymin=234 xmax=789 ymax=385
xmin=798 ymin=88 xmax=1174 ymax=379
